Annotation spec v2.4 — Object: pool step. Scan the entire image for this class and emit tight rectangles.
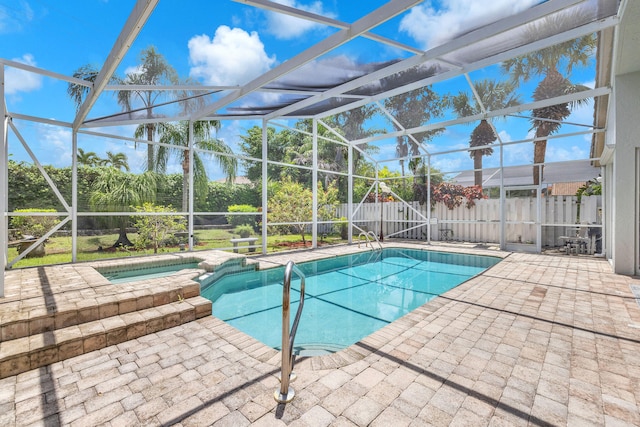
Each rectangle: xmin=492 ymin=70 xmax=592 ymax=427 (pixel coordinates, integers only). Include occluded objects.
xmin=0 ymin=296 xmax=211 ymax=379
xmin=0 ymin=273 xmax=201 ymax=343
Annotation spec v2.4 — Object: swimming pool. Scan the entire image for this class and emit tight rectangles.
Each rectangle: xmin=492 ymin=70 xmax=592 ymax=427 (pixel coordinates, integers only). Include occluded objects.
xmin=201 ymin=248 xmax=500 ymax=354
xmin=98 ymin=261 xmax=201 ymax=284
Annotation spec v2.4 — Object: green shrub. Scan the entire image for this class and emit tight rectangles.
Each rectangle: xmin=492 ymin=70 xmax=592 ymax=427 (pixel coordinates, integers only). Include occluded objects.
xmin=226 ymin=204 xmax=258 ymax=227
xmin=11 ymin=209 xmax=59 ymax=238
xmin=234 ymin=225 xmax=254 ymax=238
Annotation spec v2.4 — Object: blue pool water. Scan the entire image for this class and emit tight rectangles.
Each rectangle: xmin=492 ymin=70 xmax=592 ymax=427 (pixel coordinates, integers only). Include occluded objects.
xmin=99 ymin=261 xmax=201 ymax=284
xmin=201 ymin=248 xmax=500 ymax=354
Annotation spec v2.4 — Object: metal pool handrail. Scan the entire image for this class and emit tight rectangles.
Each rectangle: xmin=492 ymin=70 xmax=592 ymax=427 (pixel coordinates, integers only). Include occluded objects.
xmin=274 ymin=260 xmax=306 ymax=403
xmin=358 ymin=231 xmax=382 ymax=250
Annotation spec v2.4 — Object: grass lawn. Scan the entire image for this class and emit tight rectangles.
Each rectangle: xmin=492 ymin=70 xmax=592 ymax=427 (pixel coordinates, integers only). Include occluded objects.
xmin=7 ymin=228 xmax=347 ymax=268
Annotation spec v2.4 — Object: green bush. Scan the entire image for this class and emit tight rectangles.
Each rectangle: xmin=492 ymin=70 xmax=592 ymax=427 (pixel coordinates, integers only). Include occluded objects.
xmin=234 ymin=225 xmax=254 ymax=238
xmin=11 ymin=209 xmax=59 ymax=238
xmin=226 ymin=204 xmax=258 ymax=227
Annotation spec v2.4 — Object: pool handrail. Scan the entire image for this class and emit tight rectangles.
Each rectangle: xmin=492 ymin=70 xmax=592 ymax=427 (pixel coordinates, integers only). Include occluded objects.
xmin=367 ymin=230 xmax=383 ymax=250
xmin=358 ymin=231 xmax=382 ymax=250
xmin=275 ymin=260 xmax=306 ymax=403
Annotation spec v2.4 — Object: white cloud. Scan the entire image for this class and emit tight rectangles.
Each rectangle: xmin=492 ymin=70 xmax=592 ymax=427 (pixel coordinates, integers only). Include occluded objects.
xmin=266 ymin=0 xmax=333 ymax=40
xmin=497 ymin=129 xmax=512 ymax=143
xmin=432 ymin=156 xmax=463 ymax=174
xmin=123 ymin=65 xmax=144 ymax=77
xmin=566 ymin=98 xmax=595 ymax=142
xmin=5 ymin=54 xmax=43 ymax=95
xmin=0 ymin=0 xmax=34 ymax=33
xmin=37 ymin=124 xmax=72 ymax=167
xmin=546 ymin=144 xmax=587 ymax=162
xmin=505 ymin=141 xmax=533 ymax=165
xmin=400 ymin=0 xmax=540 ymax=50
xmin=188 ymin=26 xmax=276 ymax=86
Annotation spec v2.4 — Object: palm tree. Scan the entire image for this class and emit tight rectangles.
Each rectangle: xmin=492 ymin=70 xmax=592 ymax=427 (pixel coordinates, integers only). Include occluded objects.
xmin=502 ymin=15 xmax=595 ymax=185
xmin=140 ymin=120 xmax=237 ymax=212
xmin=452 ymin=79 xmax=521 ymax=187
xmin=76 ymin=148 xmax=100 ymax=167
xmin=115 ymin=46 xmax=178 ymax=172
xmin=89 ymin=168 xmax=157 ymax=247
xmin=100 ymin=151 xmax=130 ymax=171
xmin=383 ymin=82 xmax=448 ymax=186
xmin=67 ymin=65 xmax=100 ymax=111
xmin=68 ymin=46 xmax=178 ymax=172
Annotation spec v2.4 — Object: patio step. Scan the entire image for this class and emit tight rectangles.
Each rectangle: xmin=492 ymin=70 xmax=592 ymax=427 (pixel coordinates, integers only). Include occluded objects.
xmin=0 ymin=274 xmax=202 ymax=343
xmin=0 ymin=296 xmax=212 ymax=379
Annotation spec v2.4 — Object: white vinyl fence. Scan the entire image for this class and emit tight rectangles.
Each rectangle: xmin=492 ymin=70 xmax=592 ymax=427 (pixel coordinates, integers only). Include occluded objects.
xmin=331 ymin=195 xmax=601 ymax=247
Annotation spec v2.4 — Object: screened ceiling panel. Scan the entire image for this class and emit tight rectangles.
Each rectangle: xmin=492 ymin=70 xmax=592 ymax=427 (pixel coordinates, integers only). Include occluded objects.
xmin=1 ymin=0 xmax=621 ymax=157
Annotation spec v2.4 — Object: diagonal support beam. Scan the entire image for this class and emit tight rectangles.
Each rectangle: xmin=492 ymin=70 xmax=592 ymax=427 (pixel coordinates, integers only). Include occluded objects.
xmin=191 ymin=0 xmax=422 ymax=121
xmin=72 ymin=0 xmax=158 ymax=131
xmin=268 ymin=0 xmax=585 ymax=120
xmin=234 ymin=0 xmax=426 ymax=55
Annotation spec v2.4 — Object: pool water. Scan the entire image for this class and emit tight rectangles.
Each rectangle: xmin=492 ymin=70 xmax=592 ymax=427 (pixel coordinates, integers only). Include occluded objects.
xmin=201 ymin=248 xmax=500 ymax=354
xmin=99 ymin=261 xmax=201 ymax=284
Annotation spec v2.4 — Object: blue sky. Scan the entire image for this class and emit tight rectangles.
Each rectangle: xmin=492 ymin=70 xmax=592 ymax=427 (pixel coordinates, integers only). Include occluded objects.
xmin=2 ymin=0 xmax=598 ymax=180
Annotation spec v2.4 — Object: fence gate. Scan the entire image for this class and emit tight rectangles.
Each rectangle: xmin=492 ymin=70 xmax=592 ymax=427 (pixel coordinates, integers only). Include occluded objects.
xmin=503 ymin=186 xmax=541 ymax=252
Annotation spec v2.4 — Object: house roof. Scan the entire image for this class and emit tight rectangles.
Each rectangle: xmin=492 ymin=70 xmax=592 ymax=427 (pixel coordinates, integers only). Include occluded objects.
xmin=451 ymin=160 xmax=599 ymax=187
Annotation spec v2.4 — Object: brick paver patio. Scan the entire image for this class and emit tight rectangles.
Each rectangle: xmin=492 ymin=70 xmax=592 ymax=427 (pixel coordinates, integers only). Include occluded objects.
xmin=1 ymin=243 xmax=639 ymax=426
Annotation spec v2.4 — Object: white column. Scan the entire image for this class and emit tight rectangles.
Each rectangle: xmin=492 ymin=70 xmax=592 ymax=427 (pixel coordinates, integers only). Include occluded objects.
xmin=312 ymin=119 xmax=318 ymax=249
xmin=1 ymin=65 xmax=6 ymax=297
xmin=71 ymin=131 xmax=78 ymax=262
xmin=499 ymin=130 xmax=506 ymax=250
xmin=612 ymin=71 xmax=640 ymax=274
xmin=427 ymin=155 xmax=431 ymax=243
xmin=261 ymin=120 xmax=268 ymax=254
xmin=188 ymin=121 xmax=194 ymax=251
xmin=347 ymin=144 xmax=353 ymax=243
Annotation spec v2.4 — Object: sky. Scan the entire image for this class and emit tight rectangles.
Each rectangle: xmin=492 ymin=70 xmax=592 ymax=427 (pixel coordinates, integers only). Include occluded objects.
xmin=1 ymin=0 xmax=600 ymax=181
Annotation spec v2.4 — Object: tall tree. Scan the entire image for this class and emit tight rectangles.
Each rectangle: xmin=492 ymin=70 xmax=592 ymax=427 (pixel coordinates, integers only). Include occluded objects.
xmin=142 ymin=120 xmax=237 ymax=212
xmin=452 ymin=79 xmax=521 ymax=187
xmin=383 ymin=81 xmax=448 ymax=184
xmin=76 ymin=148 xmax=100 ymax=167
xmin=67 ymin=65 xmax=100 ymax=111
xmin=115 ymin=46 xmax=179 ymax=172
xmin=89 ymin=168 xmax=157 ymax=247
xmin=239 ymin=126 xmax=293 ymax=183
xmin=324 ymin=105 xmax=381 ymax=174
xmin=100 ymin=151 xmax=130 ymax=171
xmin=68 ymin=46 xmax=178 ymax=172
xmin=502 ymin=16 xmax=595 ymax=185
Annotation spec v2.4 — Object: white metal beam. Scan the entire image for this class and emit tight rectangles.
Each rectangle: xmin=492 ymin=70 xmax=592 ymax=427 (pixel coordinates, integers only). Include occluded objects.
xmin=9 ymin=121 xmax=71 ymax=212
xmin=234 ymin=0 xmax=426 ymax=55
xmin=315 ymin=13 xmax=618 ymax=121
xmin=0 ymin=59 xmax=93 ymax=87
xmin=73 ymin=0 xmax=158 ymax=131
xmin=268 ymin=0 xmax=585 ymax=120
xmin=1 ymin=65 xmax=6 ymax=297
xmin=190 ymin=0 xmax=422 ymax=121
xmin=349 ymin=86 xmax=611 ymax=147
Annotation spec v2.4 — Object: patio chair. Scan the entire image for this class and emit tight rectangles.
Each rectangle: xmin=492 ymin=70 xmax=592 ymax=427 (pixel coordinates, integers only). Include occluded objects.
xmin=560 ymin=224 xmax=590 ymax=255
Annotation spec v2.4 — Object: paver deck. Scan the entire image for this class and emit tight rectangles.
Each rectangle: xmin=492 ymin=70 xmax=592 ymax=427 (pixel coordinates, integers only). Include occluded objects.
xmin=1 ymin=242 xmax=640 ymax=426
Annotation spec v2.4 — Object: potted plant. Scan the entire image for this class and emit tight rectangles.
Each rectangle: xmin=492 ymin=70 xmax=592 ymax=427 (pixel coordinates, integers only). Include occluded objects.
xmin=235 ymin=225 xmax=253 ymax=238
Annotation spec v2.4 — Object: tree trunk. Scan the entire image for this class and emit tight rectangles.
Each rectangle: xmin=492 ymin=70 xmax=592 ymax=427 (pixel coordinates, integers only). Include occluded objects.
xmin=474 ymin=150 xmax=483 ymax=188
xmin=533 ymin=132 xmax=547 ymax=186
xmin=146 ymin=121 xmax=155 ymax=172
xmin=112 ymin=228 xmax=133 ymax=248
